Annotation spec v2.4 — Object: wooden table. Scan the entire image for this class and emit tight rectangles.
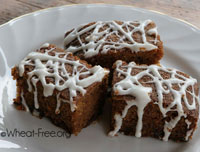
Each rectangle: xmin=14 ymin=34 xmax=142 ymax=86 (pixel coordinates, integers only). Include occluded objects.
xmin=0 ymin=0 xmax=200 ymax=28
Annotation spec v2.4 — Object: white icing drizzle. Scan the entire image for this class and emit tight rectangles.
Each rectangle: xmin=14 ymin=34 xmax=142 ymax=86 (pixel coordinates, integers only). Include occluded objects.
xmin=109 ymin=60 xmax=199 ymax=141
xmin=55 ymin=93 xmax=61 ymax=114
xmin=185 ymin=119 xmax=193 ymax=141
xmin=20 ymin=91 xmax=29 ymax=112
xmin=41 ymin=43 xmax=50 ymax=48
xmin=18 ymin=45 xmax=109 ymax=113
xmin=185 ymin=119 xmax=192 ymax=128
xmin=32 ymin=77 xmax=39 ymax=109
xmin=32 ymin=109 xmax=40 ymax=117
xmin=108 ymin=61 xmax=152 ymax=137
xmin=64 ymin=20 xmax=159 ymax=58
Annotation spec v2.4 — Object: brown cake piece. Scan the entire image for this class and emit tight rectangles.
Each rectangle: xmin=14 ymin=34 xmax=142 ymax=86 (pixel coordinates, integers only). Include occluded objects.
xmin=109 ymin=60 xmax=199 ymax=141
xmin=64 ymin=20 xmax=163 ymax=69
xmin=12 ymin=43 xmax=109 ymax=135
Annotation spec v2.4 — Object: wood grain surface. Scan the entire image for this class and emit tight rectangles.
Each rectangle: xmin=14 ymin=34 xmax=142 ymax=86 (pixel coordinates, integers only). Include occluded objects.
xmin=0 ymin=0 xmax=200 ymax=28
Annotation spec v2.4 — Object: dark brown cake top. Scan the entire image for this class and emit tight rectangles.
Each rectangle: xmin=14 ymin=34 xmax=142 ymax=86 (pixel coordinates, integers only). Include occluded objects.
xmin=109 ymin=60 xmax=199 ymax=141
xmin=17 ymin=43 xmax=109 ymax=112
xmin=64 ymin=20 xmax=160 ymax=58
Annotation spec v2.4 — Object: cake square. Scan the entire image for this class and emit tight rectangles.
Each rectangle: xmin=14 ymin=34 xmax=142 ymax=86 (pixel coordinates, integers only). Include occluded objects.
xmin=64 ymin=20 xmax=163 ymax=68
xmin=12 ymin=44 xmax=109 ymax=135
xmin=109 ymin=60 xmax=199 ymax=141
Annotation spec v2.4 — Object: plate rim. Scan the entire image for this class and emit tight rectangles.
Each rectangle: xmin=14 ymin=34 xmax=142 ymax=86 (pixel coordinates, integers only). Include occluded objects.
xmin=0 ymin=3 xmax=199 ymax=33
xmin=0 ymin=3 xmax=200 ymax=152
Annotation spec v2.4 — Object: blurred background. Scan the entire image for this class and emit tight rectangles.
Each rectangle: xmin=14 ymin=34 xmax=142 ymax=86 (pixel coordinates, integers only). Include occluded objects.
xmin=0 ymin=0 xmax=200 ymax=28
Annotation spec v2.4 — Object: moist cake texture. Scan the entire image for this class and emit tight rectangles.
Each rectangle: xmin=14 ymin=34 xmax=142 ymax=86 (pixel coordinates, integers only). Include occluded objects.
xmin=11 ymin=19 xmax=200 ymax=142
xmin=109 ymin=60 xmax=199 ymax=141
xmin=12 ymin=43 xmax=109 ymax=135
xmin=64 ymin=20 xmax=163 ymax=68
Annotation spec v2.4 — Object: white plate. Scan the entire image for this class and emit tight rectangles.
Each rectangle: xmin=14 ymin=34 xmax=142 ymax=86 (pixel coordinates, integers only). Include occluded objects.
xmin=0 ymin=4 xmax=200 ymax=152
